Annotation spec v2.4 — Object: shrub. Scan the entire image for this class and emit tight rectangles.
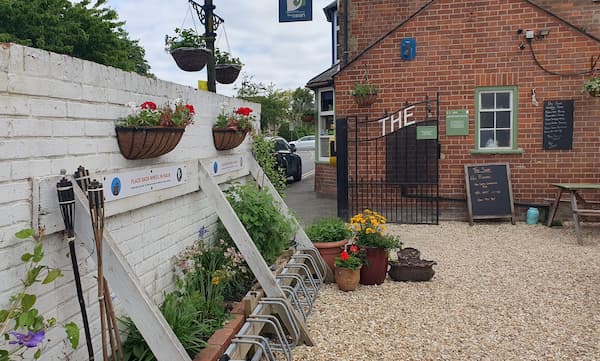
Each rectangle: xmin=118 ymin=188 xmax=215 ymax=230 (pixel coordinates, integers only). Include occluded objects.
xmin=252 ymin=134 xmax=286 ymax=195
xmin=305 ymin=217 xmax=351 ymax=243
xmin=218 ymin=184 xmax=293 ymax=264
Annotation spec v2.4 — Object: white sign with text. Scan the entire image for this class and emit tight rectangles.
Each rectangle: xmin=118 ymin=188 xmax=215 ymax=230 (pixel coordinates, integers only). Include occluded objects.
xmin=102 ymin=164 xmax=187 ymax=202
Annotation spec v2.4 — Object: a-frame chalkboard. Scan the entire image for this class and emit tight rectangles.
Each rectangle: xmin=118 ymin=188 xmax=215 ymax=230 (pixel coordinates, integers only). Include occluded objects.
xmin=464 ymin=163 xmax=515 ymax=225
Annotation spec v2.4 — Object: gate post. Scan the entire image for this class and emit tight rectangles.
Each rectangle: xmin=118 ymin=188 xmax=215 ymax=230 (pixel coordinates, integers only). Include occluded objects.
xmin=336 ymin=117 xmax=349 ymax=221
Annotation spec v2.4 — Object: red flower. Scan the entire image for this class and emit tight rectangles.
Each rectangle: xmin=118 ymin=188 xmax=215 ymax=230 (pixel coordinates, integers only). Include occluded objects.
xmin=349 ymin=245 xmax=359 ymax=253
xmin=340 ymin=251 xmax=349 ymax=261
xmin=141 ymin=101 xmax=157 ymax=110
xmin=185 ymin=104 xmax=195 ymax=114
xmin=235 ymin=107 xmax=253 ymax=116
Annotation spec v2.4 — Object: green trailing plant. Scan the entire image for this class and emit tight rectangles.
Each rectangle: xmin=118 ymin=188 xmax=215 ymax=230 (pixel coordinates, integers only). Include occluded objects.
xmin=120 ymin=290 xmax=224 ymax=361
xmin=305 ymin=217 xmax=351 ymax=243
xmin=218 ymin=184 xmax=293 ymax=264
xmin=214 ymin=48 xmax=243 ymax=65
xmin=1 ymin=229 xmax=79 ymax=361
xmin=350 ymin=83 xmax=378 ymax=97
xmin=164 ymin=27 xmax=206 ymax=51
xmin=252 ymin=134 xmax=287 ymax=195
xmin=581 ymin=74 xmax=600 ymax=96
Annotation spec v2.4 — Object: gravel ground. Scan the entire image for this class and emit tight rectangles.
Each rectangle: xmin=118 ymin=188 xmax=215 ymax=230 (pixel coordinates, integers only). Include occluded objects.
xmin=293 ymin=221 xmax=600 ymax=361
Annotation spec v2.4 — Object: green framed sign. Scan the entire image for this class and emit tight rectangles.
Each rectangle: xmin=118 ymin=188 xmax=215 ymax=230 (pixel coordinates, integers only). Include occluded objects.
xmin=446 ymin=109 xmax=469 ymax=136
xmin=416 ymin=126 xmax=437 ymax=140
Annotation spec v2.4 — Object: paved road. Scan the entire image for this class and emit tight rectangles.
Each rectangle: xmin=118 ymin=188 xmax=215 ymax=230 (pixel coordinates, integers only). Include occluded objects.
xmin=285 ymin=152 xmax=337 ymax=227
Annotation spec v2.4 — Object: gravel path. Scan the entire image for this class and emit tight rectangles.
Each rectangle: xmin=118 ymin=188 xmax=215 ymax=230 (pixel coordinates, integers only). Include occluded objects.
xmin=294 ymin=222 xmax=600 ymax=361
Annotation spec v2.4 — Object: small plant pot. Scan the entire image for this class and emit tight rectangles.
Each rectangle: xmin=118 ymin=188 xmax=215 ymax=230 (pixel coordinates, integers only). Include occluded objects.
xmin=588 ymin=89 xmax=600 ymax=97
xmin=335 ymin=266 xmax=361 ymax=292
xmin=170 ymin=47 xmax=210 ymax=72
xmin=216 ymin=64 xmax=242 ymax=84
xmin=115 ymin=126 xmax=185 ymax=160
xmin=388 ymin=260 xmax=436 ymax=282
xmin=353 ymin=93 xmax=378 ymax=107
xmin=212 ymin=128 xmax=249 ymax=151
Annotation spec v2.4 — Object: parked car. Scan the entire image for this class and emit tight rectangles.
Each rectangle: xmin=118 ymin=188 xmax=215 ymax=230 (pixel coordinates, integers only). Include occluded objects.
xmin=267 ymin=136 xmax=302 ymax=181
xmin=289 ymin=135 xmax=315 ymax=151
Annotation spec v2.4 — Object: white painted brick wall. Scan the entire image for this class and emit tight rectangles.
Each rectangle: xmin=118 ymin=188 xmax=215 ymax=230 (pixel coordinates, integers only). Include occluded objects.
xmin=0 ymin=43 xmax=261 ymax=361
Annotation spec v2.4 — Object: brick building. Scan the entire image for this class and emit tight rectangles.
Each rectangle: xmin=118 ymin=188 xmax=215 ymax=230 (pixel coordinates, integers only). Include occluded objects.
xmin=308 ymin=0 xmax=600 ymax=221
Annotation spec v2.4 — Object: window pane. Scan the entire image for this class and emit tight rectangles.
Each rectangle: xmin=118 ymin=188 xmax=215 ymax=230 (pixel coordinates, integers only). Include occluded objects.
xmin=496 ymin=130 xmax=511 ymax=147
xmin=496 ymin=92 xmax=510 ymax=109
xmin=480 ymin=130 xmax=496 ymax=148
xmin=480 ymin=112 xmax=494 ymax=128
xmin=496 ymin=111 xmax=510 ymax=128
xmin=481 ymin=93 xmax=494 ymax=109
xmin=320 ymin=91 xmax=334 ymax=112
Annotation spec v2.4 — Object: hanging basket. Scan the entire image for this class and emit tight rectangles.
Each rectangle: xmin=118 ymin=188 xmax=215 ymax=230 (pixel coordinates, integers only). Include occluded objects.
xmin=212 ymin=128 xmax=249 ymax=150
xmin=353 ymin=93 xmax=378 ymax=107
xmin=216 ymin=64 xmax=242 ymax=84
xmin=115 ymin=126 xmax=185 ymax=160
xmin=170 ymin=47 xmax=211 ymax=72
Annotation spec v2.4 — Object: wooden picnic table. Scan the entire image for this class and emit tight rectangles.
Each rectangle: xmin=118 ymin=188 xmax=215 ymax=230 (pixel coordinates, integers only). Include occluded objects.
xmin=546 ymin=183 xmax=600 ymax=244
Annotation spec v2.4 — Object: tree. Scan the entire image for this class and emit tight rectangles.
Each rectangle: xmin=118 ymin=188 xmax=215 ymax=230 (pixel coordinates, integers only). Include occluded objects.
xmin=235 ymin=75 xmax=290 ymax=132
xmin=288 ymin=87 xmax=315 ymax=126
xmin=0 ymin=0 xmax=151 ymax=75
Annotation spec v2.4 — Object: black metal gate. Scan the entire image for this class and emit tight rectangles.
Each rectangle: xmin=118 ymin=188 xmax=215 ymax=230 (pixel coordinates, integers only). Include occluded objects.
xmin=337 ymin=94 xmax=440 ymax=224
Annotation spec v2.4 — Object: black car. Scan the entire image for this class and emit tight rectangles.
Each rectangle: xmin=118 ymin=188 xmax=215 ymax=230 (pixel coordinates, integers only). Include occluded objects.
xmin=269 ymin=136 xmax=302 ymax=181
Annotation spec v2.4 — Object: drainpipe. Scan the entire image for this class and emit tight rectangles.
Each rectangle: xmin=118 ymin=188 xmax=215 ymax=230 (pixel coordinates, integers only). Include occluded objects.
xmin=343 ymin=0 xmax=349 ymax=65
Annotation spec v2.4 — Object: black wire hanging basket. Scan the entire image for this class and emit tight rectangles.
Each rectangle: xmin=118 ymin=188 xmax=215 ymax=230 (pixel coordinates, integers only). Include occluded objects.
xmin=215 ymin=64 xmax=242 ymax=84
xmin=170 ymin=47 xmax=211 ymax=72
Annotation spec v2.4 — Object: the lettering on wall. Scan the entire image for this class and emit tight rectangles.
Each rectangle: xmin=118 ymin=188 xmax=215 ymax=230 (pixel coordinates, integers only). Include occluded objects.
xmin=378 ymin=105 xmax=416 ymax=136
xmin=102 ymin=164 xmax=187 ymax=202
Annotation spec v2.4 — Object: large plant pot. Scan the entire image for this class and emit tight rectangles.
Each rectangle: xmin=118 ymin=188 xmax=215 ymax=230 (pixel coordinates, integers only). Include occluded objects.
xmin=335 ymin=266 xmax=361 ymax=292
xmin=170 ymin=47 xmax=210 ymax=72
xmin=359 ymin=247 xmax=388 ymax=285
xmin=388 ymin=260 xmax=436 ymax=282
xmin=212 ymin=128 xmax=249 ymax=150
xmin=312 ymin=239 xmax=349 ymax=274
xmin=216 ymin=64 xmax=242 ymax=84
xmin=353 ymin=93 xmax=378 ymax=107
xmin=115 ymin=126 xmax=185 ymax=160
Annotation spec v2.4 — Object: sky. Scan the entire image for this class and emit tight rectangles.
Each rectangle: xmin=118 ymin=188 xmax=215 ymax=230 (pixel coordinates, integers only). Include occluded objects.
xmin=106 ymin=0 xmax=334 ymax=96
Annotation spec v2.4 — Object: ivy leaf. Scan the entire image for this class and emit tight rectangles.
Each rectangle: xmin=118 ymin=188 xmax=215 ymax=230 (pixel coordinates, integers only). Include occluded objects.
xmin=21 ymin=294 xmax=36 ymax=311
xmin=17 ymin=309 xmax=35 ymax=328
xmin=32 ymin=242 xmax=44 ymax=263
xmin=0 ymin=349 xmax=9 ymax=361
xmin=42 ymin=269 xmax=63 ymax=284
xmin=65 ymin=322 xmax=80 ymax=349
xmin=15 ymin=229 xmax=34 ymax=239
xmin=33 ymin=348 xmax=42 ymax=359
xmin=21 ymin=253 xmax=33 ymax=262
xmin=0 ymin=310 xmax=8 ymax=323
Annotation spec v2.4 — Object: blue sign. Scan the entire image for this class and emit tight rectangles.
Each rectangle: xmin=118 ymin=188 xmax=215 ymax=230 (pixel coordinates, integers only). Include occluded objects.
xmin=401 ymin=38 xmax=417 ymax=61
xmin=279 ymin=0 xmax=312 ymax=22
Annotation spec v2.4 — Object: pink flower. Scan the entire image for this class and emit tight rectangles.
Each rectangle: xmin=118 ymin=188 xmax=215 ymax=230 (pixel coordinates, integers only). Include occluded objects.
xmin=349 ymin=245 xmax=359 ymax=253
xmin=235 ymin=107 xmax=253 ymax=117
xmin=340 ymin=251 xmax=349 ymax=261
xmin=185 ymin=104 xmax=195 ymax=114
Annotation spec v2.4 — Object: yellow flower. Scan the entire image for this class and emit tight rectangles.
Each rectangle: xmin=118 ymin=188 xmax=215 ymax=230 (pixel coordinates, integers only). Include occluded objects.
xmin=212 ymin=276 xmax=220 ymax=286
xmin=365 ymin=227 xmax=375 ymax=234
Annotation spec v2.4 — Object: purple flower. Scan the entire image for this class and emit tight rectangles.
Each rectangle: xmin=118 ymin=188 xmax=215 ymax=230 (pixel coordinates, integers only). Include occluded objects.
xmin=9 ymin=330 xmax=45 ymax=348
xmin=198 ymin=226 xmax=207 ymax=238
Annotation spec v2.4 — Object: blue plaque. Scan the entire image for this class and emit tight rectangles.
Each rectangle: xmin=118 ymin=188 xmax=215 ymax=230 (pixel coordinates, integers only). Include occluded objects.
xmin=279 ymin=0 xmax=312 ymax=22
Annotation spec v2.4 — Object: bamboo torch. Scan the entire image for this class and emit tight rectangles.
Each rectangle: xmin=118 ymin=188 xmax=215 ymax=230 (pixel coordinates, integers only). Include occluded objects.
xmin=56 ymin=171 xmax=95 ymax=361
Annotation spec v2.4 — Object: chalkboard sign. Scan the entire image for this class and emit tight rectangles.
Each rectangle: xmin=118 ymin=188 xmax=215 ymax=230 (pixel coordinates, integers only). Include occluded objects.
xmin=464 ymin=163 xmax=515 ymax=225
xmin=543 ymin=100 xmax=573 ymax=150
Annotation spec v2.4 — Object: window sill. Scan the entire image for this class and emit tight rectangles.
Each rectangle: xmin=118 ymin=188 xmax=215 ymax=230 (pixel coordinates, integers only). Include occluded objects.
xmin=470 ymin=148 xmax=524 ymax=155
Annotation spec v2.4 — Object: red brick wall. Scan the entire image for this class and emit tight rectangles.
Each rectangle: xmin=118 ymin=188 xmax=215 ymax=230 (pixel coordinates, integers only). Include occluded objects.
xmin=315 ymin=163 xmax=337 ymax=195
xmin=530 ymin=0 xmax=600 ymax=39
xmin=335 ymin=0 xmax=600 ymax=204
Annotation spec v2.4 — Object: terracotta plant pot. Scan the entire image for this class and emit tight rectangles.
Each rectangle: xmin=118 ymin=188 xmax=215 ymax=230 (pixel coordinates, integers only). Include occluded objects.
xmin=216 ymin=64 xmax=242 ymax=84
xmin=353 ymin=93 xmax=378 ymax=107
xmin=312 ymin=239 xmax=349 ymax=274
xmin=359 ymin=247 xmax=388 ymax=285
xmin=115 ymin=126 xmax=185 ymax=160
xmin=335 ymin=266 xmax=361 ymax=292
xmin=212 ymin=128 xmax=249 ymax=150
xmin=170 ymin=47 xmax=210 ymax=72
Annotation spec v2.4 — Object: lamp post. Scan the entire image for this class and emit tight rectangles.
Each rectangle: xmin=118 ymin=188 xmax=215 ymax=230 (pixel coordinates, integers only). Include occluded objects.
xmin=189 ymin=0 xmax=224 ymax=93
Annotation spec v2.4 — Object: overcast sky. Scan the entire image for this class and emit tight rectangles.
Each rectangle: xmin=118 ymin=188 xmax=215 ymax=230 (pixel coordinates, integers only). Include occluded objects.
xmin=106 ymin=0 xmax=333 ymax=96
